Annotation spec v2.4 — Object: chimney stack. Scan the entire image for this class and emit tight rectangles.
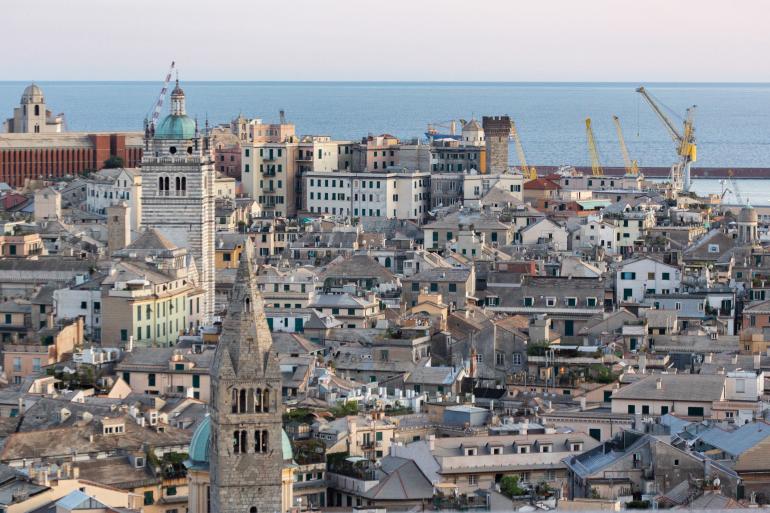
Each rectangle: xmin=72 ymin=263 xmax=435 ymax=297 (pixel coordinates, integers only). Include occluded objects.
xmin=655 ymin=378 xmax=662 ymax=390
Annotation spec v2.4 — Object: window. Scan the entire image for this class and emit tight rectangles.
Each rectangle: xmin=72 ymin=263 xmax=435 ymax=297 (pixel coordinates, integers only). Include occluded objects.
xmin=628 ymin=405 xmax=636 ymax=414
xmin=448 ymin=283 xmax=457 ymax=292
xmin=496 ymin=351 xmax=505 ymax=366
xmin=80 ymin=301 xmax=87 ymax=309
xmin=430 ymin=283 xmax=438 ymax=292
xmin=642 ymin=405 xmax=650 ymax=414
xmin=411 ymin=282 xmax=419 ymax=292
xmin=589 ymin=428 xmax=601 ymax=441
xmin=512 ymin=353 xmax=522 ymax=365
xmin=546 ymin=297 xmax=556 ymax=307
xmin=620 ymin=272 xmax=636 ymax=280
xmin=120 ymin=329 xmax=128 ymax=342
xmin=524 ymin=297 xmax=533 ymax=307
xmin=586 ymin=297 xmax=597 ymax=307
xmin=148 ymin=374 xmax=156 ymax=387
xmin=468 ymin=475 xmax=478 ymax=485
xmin=144 ymin=491 xmax=154 ymax=506
xmin=566 ymin=297 xmax=577 ymax=307
xmin=647 ymin=272 xmax=655 ymax=280
xmin=688 ymin=406 xmax=705 ymax=417
xmin=662 ymin=272 xmax=671 ymax=280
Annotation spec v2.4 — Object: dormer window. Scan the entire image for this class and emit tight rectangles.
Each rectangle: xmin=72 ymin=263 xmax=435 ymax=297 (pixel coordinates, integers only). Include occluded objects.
xmin=517 ymin=444 xmax=530 ymax=454
xmin=540 ymin=444 xmax=552 ymax=453
xmin=490 ymin=446 xmax=503 ymax=455
xmin=571 ymin=443 xmax=583 ymax=452
xmin=464 ymin=447 xmax=477 ymax=456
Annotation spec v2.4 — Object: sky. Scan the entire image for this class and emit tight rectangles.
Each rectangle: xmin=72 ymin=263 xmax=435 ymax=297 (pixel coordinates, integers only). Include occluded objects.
xmin=4 ymin=0 xmax=768 ymax=82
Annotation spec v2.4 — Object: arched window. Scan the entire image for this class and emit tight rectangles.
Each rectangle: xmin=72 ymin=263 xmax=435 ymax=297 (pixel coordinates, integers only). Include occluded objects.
xmin=181 ymin=176 xmax=186 ymax=191
xmin=231 ymin=389 xmax=238 ymax=414
xmin=244 ymin=297 xmax=251 ymax=313
xmin=250 ymin=508 xmax=257 ymax=513
xmin=164 ymin=176 xmax=170 ymax=191
xmin=233 ymin=430 xmax=240 ymax=453
xmin=34 ymin=105 xmax=39 ymax=116
xmin=240 ymin=430 xmax=248 ymax=453
xmin=262 ymin=389 xmax=270 ymax=412
xmin=159 ymin=177 xmax=164 ymax=192
xmin=239 ymin=389 xmax=247 ymax=413
xmin=384 ymin=256 xmax=392 ymax=269
xmin=175 ymin=176 xmax=180 ymax=191
xmin=254 ymin=430 xmax=261 ymax=452
xmin=247 ymin=388 xmax=254 ymax=412
xmin=261 ymin=430 xmax=269 ymax=452
xmin=255 ymin=388 xmax=262 ymax=413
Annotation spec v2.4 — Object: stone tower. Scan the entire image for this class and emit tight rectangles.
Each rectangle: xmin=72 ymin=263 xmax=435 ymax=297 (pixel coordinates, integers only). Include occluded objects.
xmin=140 ymin=80 xmax=215 ymax=322
xmin=106 ymin=202 xmax=130 ymax=255
xmin=209 ymin=246 xmax=284 ymax=513
xmin=482 ymin=115 xmax=511 ymax=174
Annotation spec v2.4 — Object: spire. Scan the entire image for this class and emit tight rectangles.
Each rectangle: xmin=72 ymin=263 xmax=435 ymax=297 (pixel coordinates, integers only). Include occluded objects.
xmin=213 ymin=245 xmax=275 ymax=378
xmin=170 ymin=78 xmax=186 ymax=116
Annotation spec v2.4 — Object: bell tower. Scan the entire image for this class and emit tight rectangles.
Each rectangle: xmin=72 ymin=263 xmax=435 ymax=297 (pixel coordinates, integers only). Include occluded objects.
xmin=209 ymin=246 xmax=284 ymax=513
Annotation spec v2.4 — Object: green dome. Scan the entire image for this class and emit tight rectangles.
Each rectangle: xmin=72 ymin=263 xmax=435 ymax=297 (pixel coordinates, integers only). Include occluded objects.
xmin=186 ymin=415 xmax=293 ymax=467
xmin=155 ymin=114 xmax=196 ymax=140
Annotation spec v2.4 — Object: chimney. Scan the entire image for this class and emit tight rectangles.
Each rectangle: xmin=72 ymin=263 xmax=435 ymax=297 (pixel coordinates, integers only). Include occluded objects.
xmin=705 ymin=353 xmax=713 ymax=363
xmin=754 ymin=354 xmax=761 ymax=371
xmin=579 ymin=397 xmax=587 ymax=411
xmin=72 ymin=466 xmax=79 ymax=479
xmin=655 ymin=378 xmax=662 ymax=390
xmin=428 ymin=434 xmax=435 ymax=450
xmin=732 ymin=354 xmax=738 ymax=365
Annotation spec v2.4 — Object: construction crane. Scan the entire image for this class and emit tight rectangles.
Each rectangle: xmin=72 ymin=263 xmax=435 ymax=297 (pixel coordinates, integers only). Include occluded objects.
xmin=726 ymin=169 xmax=746 ymax=205
xmin=585 ymin=118 xmax=603 ymax=176
xmin=636 ymin=86 xmax=697 ymax=192
xmin=510 ymin=120 xmax=537 ymax=180
xmin=148 ymin=61 xmax=176 ymax=128
xmin=426 ymin=119 xmax=465 ymax=138
xmin=612 ymin=115 xmax=639 ymax=176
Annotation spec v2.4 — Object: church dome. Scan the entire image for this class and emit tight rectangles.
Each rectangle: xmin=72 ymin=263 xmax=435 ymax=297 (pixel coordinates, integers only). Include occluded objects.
xmin=21 ymin=83 xmax=44 ymax=104
xmin=739 ymin=205 xmax=758 ymax=224
xmin=187 ymin=415 xmax=293 ymax=467
xmin=155 ymin=114 xmax=196 ymax=140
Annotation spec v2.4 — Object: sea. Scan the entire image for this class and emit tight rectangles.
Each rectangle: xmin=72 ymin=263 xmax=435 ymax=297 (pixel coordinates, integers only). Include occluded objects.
xmin=2 ymin=81 xmax=770 ymax=201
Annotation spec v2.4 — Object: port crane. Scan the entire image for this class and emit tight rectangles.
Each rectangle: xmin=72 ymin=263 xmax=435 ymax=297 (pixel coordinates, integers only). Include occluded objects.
xmin=635 ymin=86 xmax=697 ymax=192
xmin=148 ymin=61 xmax=176 ymax=129
xmin=510 ymin=120 xmax=537 ymax=180
xmin=612 ymin=115 xmax=639 ymax=176
xmin=426 ymin=119 xmax=466 ymax=138
xmin=585 ymin=118 xmax=603 ymax=176
xmin=723 ymin=169 xmax=746 ymax=205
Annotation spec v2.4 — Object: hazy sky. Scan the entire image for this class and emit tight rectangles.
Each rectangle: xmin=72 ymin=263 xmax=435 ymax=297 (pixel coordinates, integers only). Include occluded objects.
xmin=4 ymin=0 xmax=767 ymax=81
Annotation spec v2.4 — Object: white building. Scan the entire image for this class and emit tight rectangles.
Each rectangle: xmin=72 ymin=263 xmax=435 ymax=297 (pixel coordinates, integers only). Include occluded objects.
xmin=572 ymin=218 xmax=618 ymax=254
xmin=518 ymin=218 xmax=568 ymax=250
xmin=53 ymin=278 xmax=103 ymax=341
xmin=463 ymin=171 xmax=523 ymax=208
xmin=304 ymin=168 xmax=430 ymax=223
xmin=85 ymin=168 xmax=142 ymax=236
xmin=617 ymin=257 xmax=682 ymax=303
xmin=140 ymin=80 xmax=216 ymax=321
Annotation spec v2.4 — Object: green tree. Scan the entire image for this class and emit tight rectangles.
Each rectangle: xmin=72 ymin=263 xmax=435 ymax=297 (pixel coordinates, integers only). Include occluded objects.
xmin=103 ymin=155 xmax=125 ymax=169
xmin=500 ymin=475 xmax=525 ymax=497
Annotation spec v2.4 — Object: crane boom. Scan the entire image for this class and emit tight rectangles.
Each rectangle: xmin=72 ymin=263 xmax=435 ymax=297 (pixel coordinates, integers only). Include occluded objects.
xmin=612 ymin=115 xmax=639 ymax=176
xmin=510 ymin=120 xmax=537 ymax=180
xmin=635 ymin=86 xmax=697 ymax=192
xmin=635 ymin=86 xmax=682 ymax=142
xmin=585 ymin=118 xmax=603 ymax=177
xmin=150 ymin=61 xmax=175 ymax=127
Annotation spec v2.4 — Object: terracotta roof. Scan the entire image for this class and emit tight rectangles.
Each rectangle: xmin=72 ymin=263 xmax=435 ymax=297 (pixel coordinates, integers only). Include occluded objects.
xmin=523 ymin=178 xmax=560 ymax=190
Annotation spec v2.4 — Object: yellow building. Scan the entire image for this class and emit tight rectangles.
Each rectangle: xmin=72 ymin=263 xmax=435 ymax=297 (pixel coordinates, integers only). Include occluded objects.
xmin=101 ymin=229 xmax=205 ymax=346
xmin=215 ymin=233 xmax=245 ymax=270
